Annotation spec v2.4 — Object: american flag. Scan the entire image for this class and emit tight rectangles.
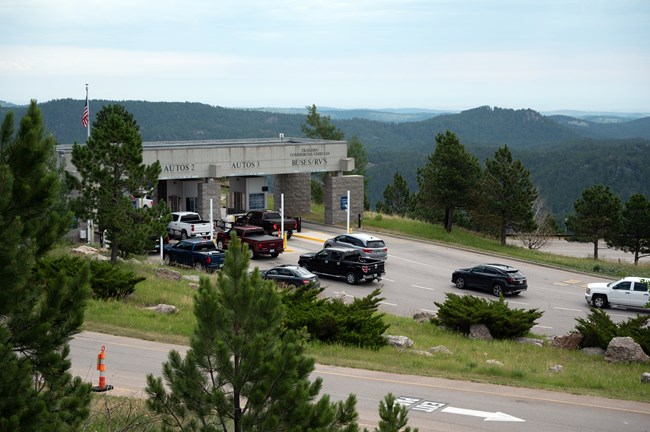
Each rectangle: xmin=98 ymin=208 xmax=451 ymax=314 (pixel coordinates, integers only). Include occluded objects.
xmin=82 ymin=98 xmax=89 ymax=128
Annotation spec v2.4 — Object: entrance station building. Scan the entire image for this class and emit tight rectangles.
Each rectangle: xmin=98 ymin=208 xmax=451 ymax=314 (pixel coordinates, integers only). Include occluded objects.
xmin=57 ymin=137 xmax=364 ymax=225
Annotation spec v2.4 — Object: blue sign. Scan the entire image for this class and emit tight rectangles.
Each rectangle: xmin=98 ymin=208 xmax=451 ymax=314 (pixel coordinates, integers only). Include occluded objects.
xmin=340 ymin=196 xmax=348 ymax=210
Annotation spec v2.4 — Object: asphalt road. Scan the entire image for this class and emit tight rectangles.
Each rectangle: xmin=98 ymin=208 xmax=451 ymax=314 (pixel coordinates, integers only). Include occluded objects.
xmin=71 ymin=331 xmax=650 ymax=431
xmin=252 ymin=222 xmax=648 ymax=337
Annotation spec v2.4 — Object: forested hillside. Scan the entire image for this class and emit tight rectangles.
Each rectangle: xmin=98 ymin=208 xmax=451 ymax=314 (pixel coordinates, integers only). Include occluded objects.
xmin=2 ymin=99 xmax=649 ymax=221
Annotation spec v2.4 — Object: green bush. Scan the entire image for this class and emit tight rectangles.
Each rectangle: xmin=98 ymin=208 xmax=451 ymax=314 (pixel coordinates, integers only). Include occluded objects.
xmin=433 ymin=293 xmax=543 ymax=339
xmin=575 ymin=308 xmax=650 ymax=354
xmin=281 ymin=287 xmax=389 ymax=349
xmin=37 ymin=255 xmax=144 ymax=300
xmin=89 ymin=261 xmax=146 ymax=300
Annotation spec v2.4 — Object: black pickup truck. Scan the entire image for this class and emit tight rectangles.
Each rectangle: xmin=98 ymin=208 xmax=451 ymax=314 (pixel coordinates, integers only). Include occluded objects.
xmin=163 ymin=238 xmax=225 ymax=272
xmin=235 ymin=210 xmax=300 ymax=239
xmin=298 ymin=247 xmax=385 ymax=285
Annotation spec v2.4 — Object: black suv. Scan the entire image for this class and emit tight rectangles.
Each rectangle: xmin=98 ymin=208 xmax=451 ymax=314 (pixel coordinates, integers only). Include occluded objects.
xmin=451 ymin=263 xmax=527 ymax=296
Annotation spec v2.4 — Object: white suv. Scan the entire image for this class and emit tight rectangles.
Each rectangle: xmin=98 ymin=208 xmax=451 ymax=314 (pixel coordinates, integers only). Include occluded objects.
xmin=585 ymin=277 xmax=649 ymax=309
xmin=323 ymin=233 xmax=388 ymax=260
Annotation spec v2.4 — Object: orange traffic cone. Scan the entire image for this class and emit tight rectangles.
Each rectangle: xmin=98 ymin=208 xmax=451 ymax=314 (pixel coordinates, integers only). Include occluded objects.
xmin=91 ymin=345 xmax=114 ymax=392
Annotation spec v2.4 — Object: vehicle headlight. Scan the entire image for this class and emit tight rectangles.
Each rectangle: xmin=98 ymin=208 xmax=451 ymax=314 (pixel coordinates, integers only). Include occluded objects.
xmin=585 ymin=288 xmax=591 ymax=294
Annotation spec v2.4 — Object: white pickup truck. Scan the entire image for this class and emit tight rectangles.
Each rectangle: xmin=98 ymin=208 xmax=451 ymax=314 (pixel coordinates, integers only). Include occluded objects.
xmin=167 ymin=211 xmax=212 ymax=240
xmin=585 ymin=277 xmax=649 ymax=309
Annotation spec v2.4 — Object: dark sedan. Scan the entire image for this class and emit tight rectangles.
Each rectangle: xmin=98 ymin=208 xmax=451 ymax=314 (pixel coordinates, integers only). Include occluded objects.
xmin=451 ymin=263 xmax=527 ymax=296
xmin=260 ymin=265 xmax=320 ymax=288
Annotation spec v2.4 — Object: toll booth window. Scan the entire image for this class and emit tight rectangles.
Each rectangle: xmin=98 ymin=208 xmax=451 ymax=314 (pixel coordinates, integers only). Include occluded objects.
xmin=249 ymin=193 xmax=265 ymax=209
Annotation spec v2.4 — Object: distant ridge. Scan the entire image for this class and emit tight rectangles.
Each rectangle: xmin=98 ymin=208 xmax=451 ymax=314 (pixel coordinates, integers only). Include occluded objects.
xmin=2 ymin=99 xmax=649 ymax=220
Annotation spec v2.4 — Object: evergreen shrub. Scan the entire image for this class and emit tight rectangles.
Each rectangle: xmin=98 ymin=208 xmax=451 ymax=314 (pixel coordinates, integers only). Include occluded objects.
xmin=575 ymin=308 xmax=650 ymax=354
xmin=281 ymin=287 xmax=389 ymax=349
xmin=40 ymin=255 xmax=145 ymax=300
xmin=433 ymin=293 xmax=543 ymax=339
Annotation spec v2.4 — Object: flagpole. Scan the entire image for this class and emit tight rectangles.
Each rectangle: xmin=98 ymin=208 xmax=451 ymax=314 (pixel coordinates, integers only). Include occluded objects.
xmin=86 ymin=83 xmax=90 ymax=139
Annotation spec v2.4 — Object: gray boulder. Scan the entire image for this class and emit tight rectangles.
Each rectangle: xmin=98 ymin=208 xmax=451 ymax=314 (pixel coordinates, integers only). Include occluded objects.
xmin=428 ymin=345 xmax=453 ymax=355
xmin=641 ymin=372 xmax=650 ymax=384
xmin=412 ymin=311 xmax=436 ymax=323
xmin=548 ymin=332 xmax=583 ymax=350
xmin=515 ymin=337 xmax=544 ymax=347
xmin=605 ymin=337 xmax=650 ymax=363
xmin=146 ymin=304 xmax=178 ymax=314
xmin=384 ymin=335 xmax=414 ymax=348
xmin=468 ymin=324 xmax=493 ymax=340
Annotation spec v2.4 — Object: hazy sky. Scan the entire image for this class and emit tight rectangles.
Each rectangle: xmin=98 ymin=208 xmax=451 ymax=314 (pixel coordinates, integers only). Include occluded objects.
xmin=2 ymin=0 xmax=649 ymax=113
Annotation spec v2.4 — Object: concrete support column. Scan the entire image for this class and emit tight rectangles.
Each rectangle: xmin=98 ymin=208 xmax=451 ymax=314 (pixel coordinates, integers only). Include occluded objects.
xmin=197 ymin=181 xmax=221 ymax=221
xmin=324 ymin=174 xmax=364 ymax=225
xmin=274 ymin=173 xmax=311 ymax=215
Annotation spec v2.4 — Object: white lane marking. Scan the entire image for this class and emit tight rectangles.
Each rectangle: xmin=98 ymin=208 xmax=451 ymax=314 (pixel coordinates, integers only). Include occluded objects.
xmin=412 ymin=285 xmax=435 ymax=291
xmin=506 ymin=301 xmax=529 ymax=306
xmin=380 ymin=301 xmax=397 ymax=306
xmin=553 ymin=307 xmax=583 ymax=313
xmin=441 ymin=406 xmax=524 ymax=422
xmin=382 ymin=277 xmax=395 ymax=282
xmin=533 ymin=325 xmax=553 ymax=329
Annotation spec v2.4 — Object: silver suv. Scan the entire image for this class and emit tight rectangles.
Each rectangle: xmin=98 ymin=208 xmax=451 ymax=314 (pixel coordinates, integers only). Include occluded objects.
xmin=323 ymin=233 xmax=388 ymax=260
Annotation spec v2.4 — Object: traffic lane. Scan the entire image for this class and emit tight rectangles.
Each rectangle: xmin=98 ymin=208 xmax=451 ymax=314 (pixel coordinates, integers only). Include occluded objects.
xmin=272 ymin=234 xmax=646 ymax=336
xmin=314 ymin=364 xmax=650 ymax=432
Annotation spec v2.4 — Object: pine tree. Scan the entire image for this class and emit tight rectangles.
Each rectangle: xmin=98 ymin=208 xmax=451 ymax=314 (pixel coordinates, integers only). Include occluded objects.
xmin=609 ymin=193 xmax=650 ymax=264
xmin=478 ymin=146 xmax=538 ymax=245
xmin=0 ymin=100 xmax=92 ymax=430
xmin=70 ymin=104 xmax=168 ymax=263
xmin=376 ymin=172 xmax=413 ymax=217
xmin=416 ymin=131 xmax=482 ymax=232
xmin=564 ymin=184 xmax=623 ymax=260
xmin=370 ymin=394 xmax=419 ymax=432
xmin=145 ymin=232 xmax=361 ymax=431
xmin=301 ymin=104 xmax=345 ymax=140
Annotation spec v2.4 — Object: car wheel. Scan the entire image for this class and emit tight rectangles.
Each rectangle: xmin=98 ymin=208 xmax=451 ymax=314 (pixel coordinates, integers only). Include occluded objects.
xmin=248 ymin=247 xmax=255 ymax=260
xmin=181 ymin=230 xmax=188 ymax=240
xmin=217 ymin=240 xmax=225 ymax=249
xmin=287 ymin=230 xmax=293 ymax=239
xmin=346 ymin=272 xmax=358 ymax=285
xmin=455 ymin=277 xmax=466 ymax=289
xmin=163 ymin=255 xmax=171 ymax=265
xmin=270 ymin=252 xmax=279 ymax=258
xmin=592 ymin=295 xmax=608 ymax=308
xmin=492 ymin=283 xmax=504 ymax=297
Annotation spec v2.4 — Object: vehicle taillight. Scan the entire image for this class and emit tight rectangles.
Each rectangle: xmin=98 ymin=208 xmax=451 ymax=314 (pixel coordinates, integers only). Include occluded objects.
xmin=301 ymin=279 xmax=310 ymax=285
xmin=362 ymin=248 xmax=372 ymax=253
xmin=191 ymin=224 xmax=195 ymax=232
xmin=273 ymin=223 xmax=279 ymax=230
xmin=507 ymin=277 xmax=514 ymax=283
xmin=206 ymin=257 xmax=212 ymax=264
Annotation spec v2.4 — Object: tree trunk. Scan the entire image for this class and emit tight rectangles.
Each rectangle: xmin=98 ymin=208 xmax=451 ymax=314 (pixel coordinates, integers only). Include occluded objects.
xmin=593 ymin=238 xmax=599 ymax=260
xmin=444 ymin=207 xmax=454 ymax=232
xmin=500 ymin=225 xmax=507 ymax=246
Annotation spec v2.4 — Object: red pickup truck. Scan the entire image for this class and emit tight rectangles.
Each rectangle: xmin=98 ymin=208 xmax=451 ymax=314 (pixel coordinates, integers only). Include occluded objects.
xmin=235 ymin=210 xmax=300 ymax=239
xmin=215 ymin=225 xmax=284 ymax=259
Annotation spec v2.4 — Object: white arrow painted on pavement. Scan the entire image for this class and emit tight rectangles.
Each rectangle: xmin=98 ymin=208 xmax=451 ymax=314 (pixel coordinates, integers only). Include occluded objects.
xmin=442 ymin=406 xmax=525 ymax=422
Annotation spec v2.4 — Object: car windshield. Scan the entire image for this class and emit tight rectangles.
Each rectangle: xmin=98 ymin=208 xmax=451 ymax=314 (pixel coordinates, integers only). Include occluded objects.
xmin=507 ymin=270 xmax=525 ymax=278
xmin=265 ymin=212 xmax=281 ymax=218
xmin=366 ymin=240 xmax=385 ymax=248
